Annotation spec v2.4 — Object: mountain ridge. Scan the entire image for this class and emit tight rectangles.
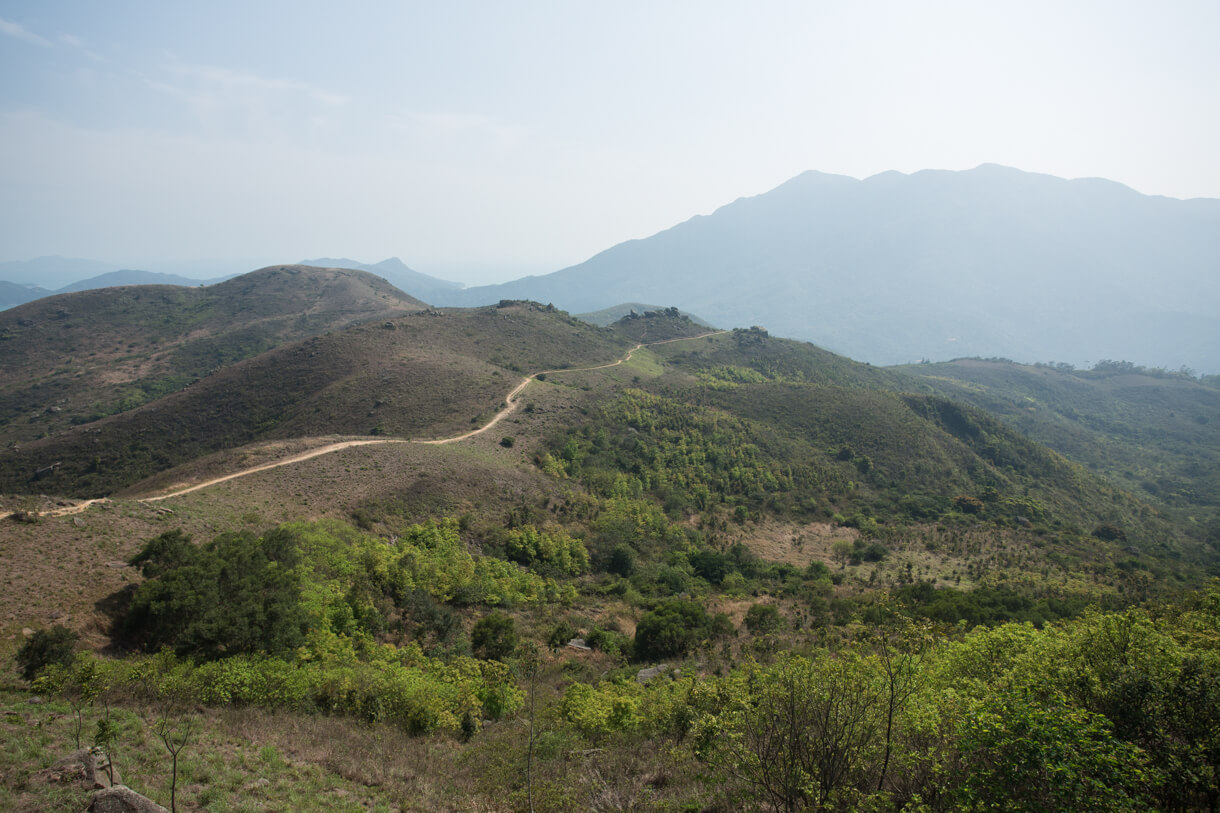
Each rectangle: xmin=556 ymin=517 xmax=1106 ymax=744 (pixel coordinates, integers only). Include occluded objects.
xmin=299 ymin=256 xmax=464 ymax=304
xmin=429 ymin=164 xmax=1220 ymax=372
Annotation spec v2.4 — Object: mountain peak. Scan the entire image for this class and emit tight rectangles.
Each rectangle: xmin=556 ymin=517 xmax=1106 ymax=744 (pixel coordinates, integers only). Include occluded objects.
xmin=440 ymin=166 xmax=1220 ymax=373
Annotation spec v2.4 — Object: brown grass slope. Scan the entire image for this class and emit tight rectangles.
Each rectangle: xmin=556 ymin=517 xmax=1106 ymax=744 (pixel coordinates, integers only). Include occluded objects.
xmin=0 ymin=302 xmax=633 ymax=498
xmin=0 ymin=265 xmax=425 ymax=447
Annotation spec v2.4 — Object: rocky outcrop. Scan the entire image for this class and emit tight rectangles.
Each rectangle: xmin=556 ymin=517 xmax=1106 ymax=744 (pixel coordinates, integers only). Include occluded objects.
xmin=88 ymin=786 xmax=169 ymax=813
xmin=33 ymin=747 xmax=120 ymax=790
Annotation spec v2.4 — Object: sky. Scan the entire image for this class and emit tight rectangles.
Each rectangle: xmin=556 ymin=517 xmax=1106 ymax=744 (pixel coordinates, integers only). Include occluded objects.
xmin=1 ymin=1 xmax=1218 ymax=285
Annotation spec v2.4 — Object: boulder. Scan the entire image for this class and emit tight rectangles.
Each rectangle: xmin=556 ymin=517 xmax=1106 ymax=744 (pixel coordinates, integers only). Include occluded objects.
xmin=88 ymin=786 xmax=169 ymax=813
xmin=33 ymin=747 xmax=120 ymax=790
xmin=636 ymin=663 xmax=670 ymax=684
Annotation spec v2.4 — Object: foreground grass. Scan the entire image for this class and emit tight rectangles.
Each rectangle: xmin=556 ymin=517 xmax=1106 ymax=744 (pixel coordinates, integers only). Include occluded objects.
xmin=0 ymin=685 xmax=469 ymax=812
xmin=0 ymin=677 xmax=717 ymax=813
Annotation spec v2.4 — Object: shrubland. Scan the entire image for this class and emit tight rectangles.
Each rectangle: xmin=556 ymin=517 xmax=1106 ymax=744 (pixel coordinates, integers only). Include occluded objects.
xmin=3 ymin=306 xmax=1219 ymax=810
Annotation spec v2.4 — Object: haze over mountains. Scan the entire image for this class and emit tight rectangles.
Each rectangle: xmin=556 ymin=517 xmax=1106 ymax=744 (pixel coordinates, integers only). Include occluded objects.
xmin=298 ymin=257 xmax=463 ymax=305
xmin=0 ymin=260 xmax=233 ymax=309
xmin=431 ymin=165 xmax=1220 ymax=372
xmin=4 ymin=165 xmax=1218 ymax=372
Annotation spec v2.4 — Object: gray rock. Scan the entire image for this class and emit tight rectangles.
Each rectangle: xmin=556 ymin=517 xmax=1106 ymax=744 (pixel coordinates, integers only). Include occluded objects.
xmin=34 ymin=748 xmax=120 ymax=790
xmin=88 ymin=786 xmax=169 ymax=812
xmin=636 ymin=663 xmax=670 ymax=683
xmin=566 ymin=638 xmax=591 ymax=651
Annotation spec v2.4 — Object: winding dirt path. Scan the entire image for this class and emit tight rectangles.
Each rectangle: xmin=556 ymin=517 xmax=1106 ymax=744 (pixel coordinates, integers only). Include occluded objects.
xmin=0 ymin=498 xmax=110 ymax=521
xmin=10 ymin=330 xmax=727 ymax=511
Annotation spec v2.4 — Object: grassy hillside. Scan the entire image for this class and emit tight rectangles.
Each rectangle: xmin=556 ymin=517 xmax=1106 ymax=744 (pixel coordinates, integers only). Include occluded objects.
xmin=0 ymin=265 xmax=424 ymax=448
xmin=5 ymin=310 xmax=1219 ymax=811
xmin=895 ymin=359 xmax=1220 ymax=553
xmin=0 ymin=301 xmax=632 ymax=498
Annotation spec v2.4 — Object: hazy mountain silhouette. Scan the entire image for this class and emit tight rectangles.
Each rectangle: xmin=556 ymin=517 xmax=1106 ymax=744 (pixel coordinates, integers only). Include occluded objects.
xmin=0 ymin=256 xmax=122 ymax=289
xmin=301 ymin=257 xmax=463 ymax=304
xmin=56 ymin=269 xmax=219 ymax=293
xmin=0 ymin=281 xmax=50 ymax=309
xmin=0 ymin=267 xmax=236 ymax=309
xmin=433 ymin=165 xmax=1220 ymax=372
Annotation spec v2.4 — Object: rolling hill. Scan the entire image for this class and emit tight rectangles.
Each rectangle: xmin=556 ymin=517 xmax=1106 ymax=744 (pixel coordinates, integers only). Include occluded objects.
xmin=0 ymin=265 xmax=426 ymax=449
xmin=0 ymin=297 xmax=637 ymax=497
xmin=895 ymin=358 xmax=1220 ymax=548
xmin=432 ymin=164 xmax=1220 ymax=373
xmin=4 ymin=280 xmax=1218 ymax=811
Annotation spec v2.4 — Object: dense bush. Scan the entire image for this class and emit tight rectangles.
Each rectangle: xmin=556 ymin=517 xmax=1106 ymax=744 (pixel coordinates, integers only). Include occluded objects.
xmin=15 ymin=624 xmax=77 ymax=681
xmin=634 ymin=600 xmax=731 ymax=661
xmin=744 ymin=603 xmax=782 ymax=634
xmin=471 ymin=612 xmax=518 ymax=661
xmin=35 ymin=646 xmax=522 ymax=736
xmin=895 ymin=581 xmax=1086 ymax=627
xmin=121 ymin=520 xmax=575 ymax=663
xmin=123 ymin=528 xmax=308 ymax=659
xmin=504 ymin=525 xmax=589 ymax=576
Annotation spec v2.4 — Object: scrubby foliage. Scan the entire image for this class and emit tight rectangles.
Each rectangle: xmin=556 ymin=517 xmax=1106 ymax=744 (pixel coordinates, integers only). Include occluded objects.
xmin=547 ymin=585 xmax=1220 ymax=811
xmin=634 ymin=600 xmax=732 ymax=661
xmin=15 ymin=624 xmax=77 ymax=681
xmin=104 ymin=518 xmax=575 ymax=733
xmin=10 ymin=324 xmax=1220 ymax=810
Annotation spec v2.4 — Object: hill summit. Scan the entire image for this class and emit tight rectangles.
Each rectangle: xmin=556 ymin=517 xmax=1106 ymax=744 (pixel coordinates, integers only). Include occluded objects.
xmin=0 ymin=265 xmax=425 ymax=449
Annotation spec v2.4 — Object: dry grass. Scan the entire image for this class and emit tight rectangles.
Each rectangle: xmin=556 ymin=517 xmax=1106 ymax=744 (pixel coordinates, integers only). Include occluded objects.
xmin=0 ymin=671 xmax=726 ymax=813
xmin=727 ymin=518 xmax=859 ymax=567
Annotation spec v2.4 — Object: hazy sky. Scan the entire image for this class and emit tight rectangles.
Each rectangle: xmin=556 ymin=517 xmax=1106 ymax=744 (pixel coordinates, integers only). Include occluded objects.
xmin=2 ymin=1 xmax=1217 ymax=284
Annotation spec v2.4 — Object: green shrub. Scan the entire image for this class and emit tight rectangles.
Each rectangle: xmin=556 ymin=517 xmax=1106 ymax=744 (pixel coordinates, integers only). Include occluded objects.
xmin=16 ymin=625 xmax=77 ymax=681
xmin=744 ymin=603 xmax=782 ymax=634
xmin=504 ymin=525 xmax=589 ymax=575
xmin=547 ymin=621 xmax=578 ymax=650
xmin=123 ymin=528 xmax=308 ymax=659
xmin=471 ymin=612 xmax=518 ymax=661
xmin=634 ymin=600 xmax=728 ymax=661
xmin=606 ymin=543 xmax=637 ymax=577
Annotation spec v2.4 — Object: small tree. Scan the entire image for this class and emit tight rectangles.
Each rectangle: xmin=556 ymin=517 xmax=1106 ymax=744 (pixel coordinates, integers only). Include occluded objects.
xmin=35 ymin=653 xmax=105 ymax=749
xmin=516 ymin=643 xmax=542 ymax=813
xmin=696 ymin=653 xmax=883 ymax=811
xmin=153 ymin=678 xmax=197 ymax=813
xmin=93 ymin=702 xmax=119 ymax=785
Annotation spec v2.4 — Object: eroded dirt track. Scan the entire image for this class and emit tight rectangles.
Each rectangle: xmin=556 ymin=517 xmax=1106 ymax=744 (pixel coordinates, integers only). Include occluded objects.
xmin=125 ymin=331 xmax=724 ymax=503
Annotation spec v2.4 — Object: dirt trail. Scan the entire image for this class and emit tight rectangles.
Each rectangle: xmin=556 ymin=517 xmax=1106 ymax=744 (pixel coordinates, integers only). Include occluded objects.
xmin=416 ymin=339 xmax=661 ymax=446
xmin=9 ymin=330 xmax=726 ymax=511
xmin=0 ymin=498 xmax=110 ymax=521
xmin=139 ymin=439 xmax=412 ymax=502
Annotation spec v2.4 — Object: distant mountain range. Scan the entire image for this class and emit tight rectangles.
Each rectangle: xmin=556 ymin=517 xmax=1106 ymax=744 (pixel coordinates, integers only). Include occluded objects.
xmin=0 ymin=260 xmax=232 ymax=309
xmin=427 ymin=164 xmax=1220 ymax=373
xmin=0 ymin=256 xmax=123 ymax=289
xmin=0 ymin=256 xmax=461 ymax=311
xmin=5 ymin=165 xmax=1218 ymax=372
xmin=299 ymin=257 xmax=463 ymax=304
